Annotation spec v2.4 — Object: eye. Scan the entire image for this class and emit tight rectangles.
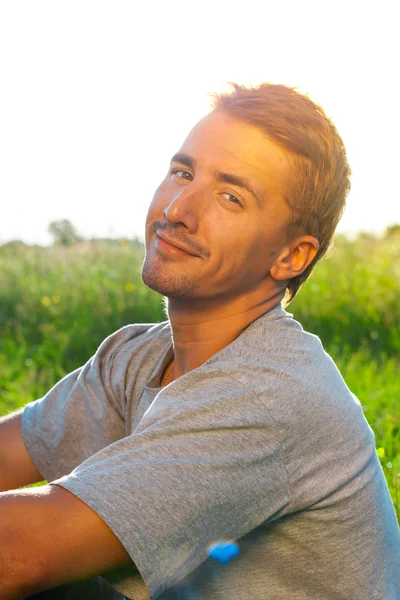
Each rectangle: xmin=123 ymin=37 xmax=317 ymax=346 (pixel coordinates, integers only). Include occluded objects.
xmin=222 ymin=192 xmax=242 ymax=207
xmin=170 ymin=168 xmax=193 ymax=181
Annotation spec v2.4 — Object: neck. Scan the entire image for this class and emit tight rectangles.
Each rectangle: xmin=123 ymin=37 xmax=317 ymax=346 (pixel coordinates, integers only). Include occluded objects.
xmin=165 ymin=287 xmax=285 ymax=381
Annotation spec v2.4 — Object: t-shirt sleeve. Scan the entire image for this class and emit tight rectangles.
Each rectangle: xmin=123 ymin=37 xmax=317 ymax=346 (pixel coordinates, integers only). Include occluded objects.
xmin=21 ymin=324 xmax=147 ymax=482
xmin=51 ymin=369 xmax=291 ymax=598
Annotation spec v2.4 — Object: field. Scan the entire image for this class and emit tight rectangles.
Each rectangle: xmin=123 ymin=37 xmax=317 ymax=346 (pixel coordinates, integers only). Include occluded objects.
xmin=0 ymin=232 xmax=399 ymax=520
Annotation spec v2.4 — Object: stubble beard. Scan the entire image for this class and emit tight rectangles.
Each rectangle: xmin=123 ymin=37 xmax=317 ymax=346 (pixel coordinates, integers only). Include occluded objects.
xmin=141 ymin=254 xmax=198 ymax=299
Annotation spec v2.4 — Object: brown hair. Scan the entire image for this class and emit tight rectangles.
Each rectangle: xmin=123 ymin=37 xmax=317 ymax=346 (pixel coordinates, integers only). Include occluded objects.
xmin=212 ymin=83 xmax=351 ymax=307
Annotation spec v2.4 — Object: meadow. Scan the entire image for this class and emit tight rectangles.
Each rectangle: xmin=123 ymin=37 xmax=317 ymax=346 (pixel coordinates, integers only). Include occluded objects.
xmin=0 ymin=231 xmax=399 ymax=519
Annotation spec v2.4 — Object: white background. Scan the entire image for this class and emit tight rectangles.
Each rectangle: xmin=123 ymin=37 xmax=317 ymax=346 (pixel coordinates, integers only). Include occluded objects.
xmin=1 ymin=0 xmax=399 ymax=245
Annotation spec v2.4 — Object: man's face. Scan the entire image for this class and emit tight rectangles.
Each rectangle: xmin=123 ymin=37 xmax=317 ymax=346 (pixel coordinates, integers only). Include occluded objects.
xmin=142 ymin=111 xmax=293 ymax=303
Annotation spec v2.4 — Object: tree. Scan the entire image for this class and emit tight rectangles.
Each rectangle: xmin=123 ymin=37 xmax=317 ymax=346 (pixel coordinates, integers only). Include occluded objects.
xmin=384 ymin=224 xmax=400 ymax=238
xmin=48 ymin=219 xmax=83 ymax=246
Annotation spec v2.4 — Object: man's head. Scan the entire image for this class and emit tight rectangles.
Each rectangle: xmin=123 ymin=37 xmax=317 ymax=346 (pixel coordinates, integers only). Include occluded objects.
xmin=142 ymin=83 xmax=351 ymax=309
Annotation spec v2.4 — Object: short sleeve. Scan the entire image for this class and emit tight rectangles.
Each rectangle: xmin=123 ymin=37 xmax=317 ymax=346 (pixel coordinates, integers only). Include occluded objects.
xmin=51 ymin=369 xmax=291 ymax=598
xmin=21 ymin=324 xmax=147 ymax=482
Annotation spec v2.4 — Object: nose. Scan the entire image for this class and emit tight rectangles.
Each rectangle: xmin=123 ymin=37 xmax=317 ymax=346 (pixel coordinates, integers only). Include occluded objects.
xmin=163 ymin=185 xmax=202 ymax=234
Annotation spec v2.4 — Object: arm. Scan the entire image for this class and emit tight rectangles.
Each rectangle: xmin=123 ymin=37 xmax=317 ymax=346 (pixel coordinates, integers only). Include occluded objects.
xmin=0 ymin=410 xmax=44 ymax=492
xmin=0 ymin=484 xmax=131 ymax=598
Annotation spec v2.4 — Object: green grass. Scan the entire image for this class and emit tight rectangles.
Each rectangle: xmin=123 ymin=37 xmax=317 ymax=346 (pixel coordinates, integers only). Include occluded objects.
xmin=0 ymin=232 xmax=399 ymax=519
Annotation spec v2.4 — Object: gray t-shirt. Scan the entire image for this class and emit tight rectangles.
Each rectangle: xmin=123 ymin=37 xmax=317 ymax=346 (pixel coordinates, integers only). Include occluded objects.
xmin=21 ymin=303 xmax=400 ymax=599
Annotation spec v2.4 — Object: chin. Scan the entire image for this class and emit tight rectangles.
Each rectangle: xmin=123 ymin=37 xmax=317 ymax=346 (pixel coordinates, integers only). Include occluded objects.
xmin=141 ymin=262 xmax=197 ymax=299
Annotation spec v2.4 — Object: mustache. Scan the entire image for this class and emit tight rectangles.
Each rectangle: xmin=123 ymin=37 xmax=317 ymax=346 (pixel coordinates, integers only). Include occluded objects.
xmin=152 ymin=221 xmax=208 ymax=258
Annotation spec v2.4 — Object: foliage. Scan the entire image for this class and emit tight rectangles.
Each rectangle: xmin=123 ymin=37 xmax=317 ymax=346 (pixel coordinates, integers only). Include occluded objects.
xmin=48 ymin=219 xmax=83 ymax=246
xmin=0 ymin=232 xmax=399 ymax=518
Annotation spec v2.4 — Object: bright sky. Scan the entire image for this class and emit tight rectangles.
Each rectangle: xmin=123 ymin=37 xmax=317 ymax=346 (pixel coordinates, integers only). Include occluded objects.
xmin=1 ymin=1 xmax=399 ymax=246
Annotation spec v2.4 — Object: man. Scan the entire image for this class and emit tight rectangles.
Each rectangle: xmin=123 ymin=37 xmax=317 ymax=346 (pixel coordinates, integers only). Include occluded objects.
xmin=0 ymin=83 xmax=399 ymax=599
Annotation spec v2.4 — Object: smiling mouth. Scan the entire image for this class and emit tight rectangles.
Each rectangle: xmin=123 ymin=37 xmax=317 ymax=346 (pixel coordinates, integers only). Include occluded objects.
xmin=155 ymin=235 xmax=198 ymax=258
xmin=155 ymin=232 xmax=199 ymax=257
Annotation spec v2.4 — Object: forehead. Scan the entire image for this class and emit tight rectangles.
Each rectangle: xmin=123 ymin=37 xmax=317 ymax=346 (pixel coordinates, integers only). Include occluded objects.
xmin=179 ymin=111 xmax=290 ymax=189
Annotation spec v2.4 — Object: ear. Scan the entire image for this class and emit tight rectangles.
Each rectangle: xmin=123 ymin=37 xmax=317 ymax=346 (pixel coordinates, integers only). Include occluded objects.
xmin=270 ymin=236 xmax=320 ymax=281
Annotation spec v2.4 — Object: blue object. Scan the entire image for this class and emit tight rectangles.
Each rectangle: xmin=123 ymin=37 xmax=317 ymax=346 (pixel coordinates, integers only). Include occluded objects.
xmin=208 ymin=541 xmax=240 ymax=564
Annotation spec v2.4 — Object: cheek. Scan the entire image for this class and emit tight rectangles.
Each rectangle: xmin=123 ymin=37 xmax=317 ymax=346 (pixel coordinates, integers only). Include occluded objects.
xmin=217 ymin=233 xmax=254 ymax=271
xmin=229 ymin=226 xmax=278 ymax=274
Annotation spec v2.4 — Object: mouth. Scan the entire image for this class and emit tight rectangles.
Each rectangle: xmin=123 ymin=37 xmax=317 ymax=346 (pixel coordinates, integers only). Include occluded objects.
xmin=155 ymin=232 xmax=199 ymax=257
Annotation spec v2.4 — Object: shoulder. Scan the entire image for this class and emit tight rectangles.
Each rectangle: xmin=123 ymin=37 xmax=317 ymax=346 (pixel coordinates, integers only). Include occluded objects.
xmin=93 ymin=320 xmax=172 ymax=398
xmin=206 ymin=304 xmax=332 ymax=395
xmin=93 ymin=320 xmax=170 ymax=363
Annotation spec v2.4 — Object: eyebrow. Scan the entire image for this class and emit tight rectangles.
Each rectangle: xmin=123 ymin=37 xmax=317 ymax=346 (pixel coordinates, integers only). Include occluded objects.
xmin=170 ymin=153 xmax=263 ymax=207
xmin=170 ymin=153 xmax=195 ymax=170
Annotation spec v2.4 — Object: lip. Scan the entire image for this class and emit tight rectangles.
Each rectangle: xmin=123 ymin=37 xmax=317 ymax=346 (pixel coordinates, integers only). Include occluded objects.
xmin=156 ymin=232 xmax=198 ymax=256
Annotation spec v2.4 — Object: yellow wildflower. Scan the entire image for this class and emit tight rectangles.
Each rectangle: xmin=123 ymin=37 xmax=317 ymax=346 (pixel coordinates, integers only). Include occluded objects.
xmin=376 ymin=447 xmax=385 ymax=458
xmin=41 ymin=296 xmax=51 ymax=307
xmin=124 ymin=283 xmax=134 ymax=292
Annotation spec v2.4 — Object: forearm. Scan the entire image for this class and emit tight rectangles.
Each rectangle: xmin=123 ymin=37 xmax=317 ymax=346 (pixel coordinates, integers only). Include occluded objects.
xmin=0 ymin=558 xmax=41 ymax=599
xmin=0 ymin=490 xmax=45 ymax=599
xmin=0 ymin=580 xmax=33 ymax=600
